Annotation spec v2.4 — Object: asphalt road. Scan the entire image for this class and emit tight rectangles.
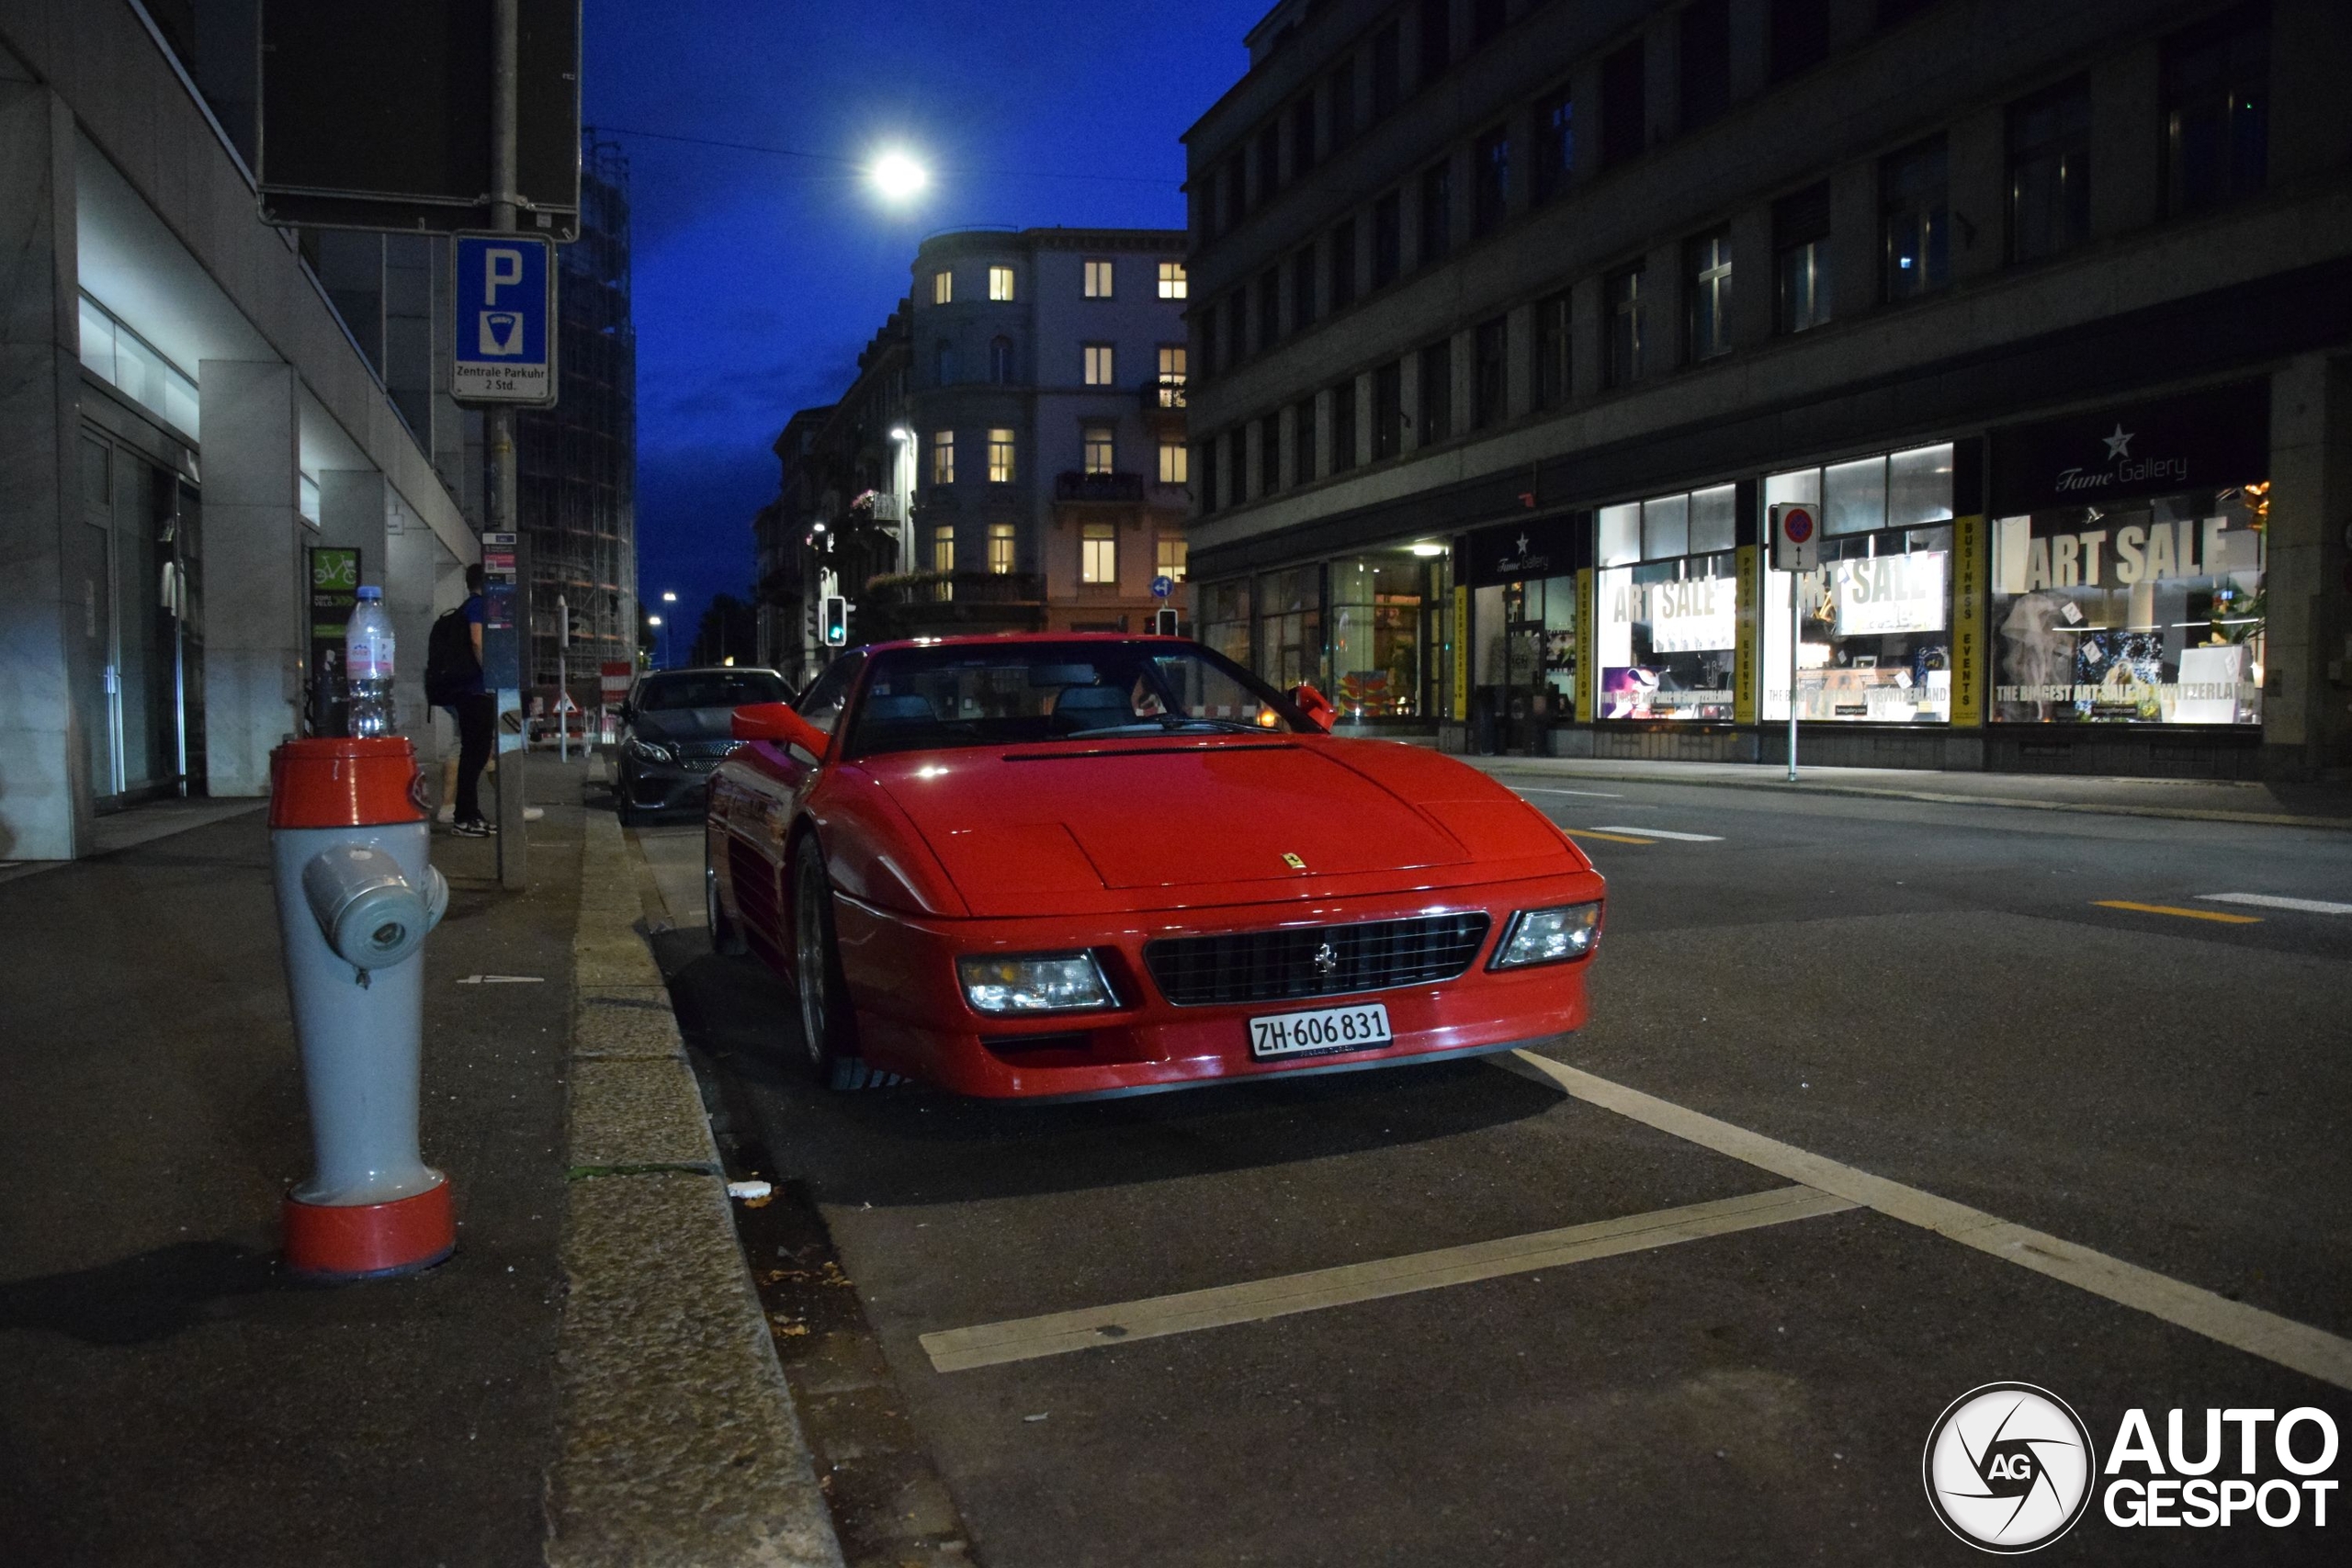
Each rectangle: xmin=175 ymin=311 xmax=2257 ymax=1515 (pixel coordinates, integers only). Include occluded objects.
xmin=629 ymin=772 xmax=2351 ymax=1567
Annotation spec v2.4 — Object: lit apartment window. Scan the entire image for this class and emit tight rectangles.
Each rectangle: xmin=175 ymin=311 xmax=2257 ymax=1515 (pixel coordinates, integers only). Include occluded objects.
xmin=1159 ymin=441 xmax=1189 ymax=484
xmin=1158 ymin=261 xmax=1188 ymax=299
xmin=2008 ymin=77 xmax=2092 ymax=262
xmin=1083 ymin=423 xmax=1116 ymax=474
xmin=1157 ymin=344 xmax=1187 ymax=405
xmin=932 ymin=269 xmax=952 ymax=304
xmin=1083 ymin=343 xmax=1115 ymax=385
xmin=1882 ymin=135 xmax=1951 ymax=300
xmin=1083 ymin=259 xmax=1114 ymax=298
xmin=989 ymin=523 xmax=1016 ymax=574
xmin=989 ymin=265 xmax=1016 ymax=300
xmin=2164 ymin=6 xmax=2267 ymax=217
xmin=1774 ymin=182 xmax=1833 ymax=332
xmin=1686 ymin=228 xmax=1733 ymax=361
xmin=932 ymin=430 xmax=955 ymax=484
xmin=1158 ymin=536 xmax=1188 ymax=581
xmin=988 ymin=428 xmax=1016 ymax=483
xmin=932 ymin=525 xmax=956 ymax=572
xmin=1081 ymin=523 xmax=1117 ymax=583
xmin=1606 ymin=264 xmax=1645 ymax=387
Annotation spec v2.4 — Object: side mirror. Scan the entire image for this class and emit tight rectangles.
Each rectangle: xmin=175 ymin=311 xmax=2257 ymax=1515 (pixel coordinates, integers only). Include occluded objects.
xmin=616 ymin=700 xmax=635 ymax=725
xmin=732 ymin=701 xmax=829 ymax=761
xmin=1288 ymin=682 xmax=1337 ymax=733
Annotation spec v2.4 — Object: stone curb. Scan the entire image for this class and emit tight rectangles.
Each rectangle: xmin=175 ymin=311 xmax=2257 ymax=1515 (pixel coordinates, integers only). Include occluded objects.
xmin=543 ymin=805 xmax=845 ymax=1568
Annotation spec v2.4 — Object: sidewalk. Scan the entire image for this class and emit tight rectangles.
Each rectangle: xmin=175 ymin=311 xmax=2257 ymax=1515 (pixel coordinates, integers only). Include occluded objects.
xmin=0 ymin=758 xmax=840 ymax=1567
xmin=1453 ymin=753 xmax=2352 ymax=829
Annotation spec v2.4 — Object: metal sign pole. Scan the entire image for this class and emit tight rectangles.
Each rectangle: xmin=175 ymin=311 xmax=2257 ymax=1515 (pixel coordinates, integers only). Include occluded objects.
xmin=490 ymin=0 xmax=528 ymax=890
xmin=1787 ymin=567 xmax=1800 ymax=784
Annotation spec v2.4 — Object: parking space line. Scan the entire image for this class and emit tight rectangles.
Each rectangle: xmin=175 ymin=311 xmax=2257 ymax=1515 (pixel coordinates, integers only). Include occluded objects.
xmin=1592 ymin=826 xmax=1723 ymax=842
xmin=919 ymin=1185 xmax=1856 ymax=1374
xmin=2199 ymin=892 xmax=2352 ymax=916
xmin=2093 ymin=899 xmax=2262 ymax=924
xmin=1506 ymin=1050 xmax=2352 ymax=1393
xmin=1563 ymin=828 xmax=1657 ymax=846
xmin=1509 ymin=786 xmax=1626 ymax=798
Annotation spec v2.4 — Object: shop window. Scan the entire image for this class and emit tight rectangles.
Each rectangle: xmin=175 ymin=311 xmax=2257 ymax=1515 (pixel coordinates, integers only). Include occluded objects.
xmin=1082 ymin=423 xmax=1115 ymax=475
xmin=988 ymin=428 xmax=1016 ymax=484
xmin=1332 ymin=555 xmax=1434 ymax=719
xmin=1474 ymin=575 xmax=1577 ymax=731
xmin=1600 ymin=40 xmax=1645 ymax=170
xmin=989 ymin=523 xmax=1016 ymax=575
xmin=1473 ymin=317 xmax=1508 ymax=429
xmin=1159 ymin=261 xmax=1188 ymax=299
xmin=1532 ymin=288 xmax=1572 ymax=412
xmin=79 ymin=293 xmax=198 ymax=437
xmin=1643 ymin=493 xmax=1690 ymax=559
xmin=1329 ymin=218 xmax=1359 ymax=310
xmin=1599 ymin=552 xmax=1736 ymax=721
xmin=1680 ymin=0 xmax=1732 ymax=131
xmin=1606 ymin=264 xmax=1646 ymax=388
xmin=1775 ymin=183 xmax=1833 ymax=333
xmin=1991 ymin=486 xmax=2266 ymax=726
xmin=1418 ymin=343 xmax=1453 ymax=446
xmin=1473 ymin=127 xmax=1510 ymax=238
xmin=1200 ymin=579 xmax=1253 ymax=667
xmin=1599 ymin=502 xmax=1642 ymax=568
xmin=2163 ymin=4 xmax=2268 ymax=217
xmin=1330 ymin=378 xmax=1359 ymax=472
xmin=1882 ymin=136 xmax=1951 ymax=302
xmin=1826 ymin=456 xmax=1889 ymax=535
xmin=1690 ymin=484 xmax=1737 ymax=553
xmin=1254 ymin=567 xmax=1326 ymax=690
xmin=1080 ymin=523 xmax=1117 ymax=584
xmin=2008 ymin=77 xmax=2092 ymax=263
xmin=1083 ymin=259 xmax=1114 ymax=299
xmin=1686 ymin=228 xmax=1733 ymax=362
xmin=1294 ymin=395 xmax=1318 ymax=485
xmin=1419 ymin=161 xmax=1453 ymax=268
xmin=1292 ymin=245 xmax=1317 ymax=330
xmin=1373 ymin=360 xmax=1404 ymax=459
xmin=1532 ymin=87 xmax=1574 ymax=205
xmin=989 ymin=266 xmax=1016 ymax=301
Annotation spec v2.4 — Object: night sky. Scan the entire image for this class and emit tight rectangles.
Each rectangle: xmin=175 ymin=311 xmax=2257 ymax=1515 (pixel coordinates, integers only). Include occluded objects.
xmin=582 ymin=0 xmax=1270 ymax=655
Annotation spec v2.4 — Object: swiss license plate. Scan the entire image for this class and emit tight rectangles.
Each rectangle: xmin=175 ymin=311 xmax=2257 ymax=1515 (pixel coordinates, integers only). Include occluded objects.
xmin=1248 ymin=1001 xmax=1393 ymax=1061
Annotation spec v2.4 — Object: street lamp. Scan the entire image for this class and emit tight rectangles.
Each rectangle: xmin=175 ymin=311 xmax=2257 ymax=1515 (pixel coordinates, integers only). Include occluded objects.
xmin=647 ymin=613 xmax=668 ymax=669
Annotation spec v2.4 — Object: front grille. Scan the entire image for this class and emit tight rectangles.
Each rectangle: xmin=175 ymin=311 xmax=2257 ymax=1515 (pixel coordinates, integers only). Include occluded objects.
xmin=1144 ymin=913 xmax=1492 ymax=1008
xmin=678 ymin=739 xmax=744 ymax=761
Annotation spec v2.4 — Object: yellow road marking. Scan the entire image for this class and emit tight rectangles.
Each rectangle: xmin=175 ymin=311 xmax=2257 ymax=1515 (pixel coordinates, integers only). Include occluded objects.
xmin=1563 ymin=828 xmax=1656 ymax=846
xmin=2092 ymin=900 xmax=2262 ymax=925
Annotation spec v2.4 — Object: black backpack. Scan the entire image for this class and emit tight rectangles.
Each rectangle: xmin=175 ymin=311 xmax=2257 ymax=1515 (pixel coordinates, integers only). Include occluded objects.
xmin=424 ymin=605 xmax=479 ymax=705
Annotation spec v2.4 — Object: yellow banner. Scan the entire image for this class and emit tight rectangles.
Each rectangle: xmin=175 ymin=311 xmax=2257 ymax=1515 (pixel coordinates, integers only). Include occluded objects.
xmin=1575 ymin=569 xmax=1597 ymax=722
xmin=1451 ymin=584 xmax=1469 ymax=720
xmin=1951 ymin=513 xmax=1985 ymax=727
xmin=1734 ymin=544 xmax=1758 ymax=726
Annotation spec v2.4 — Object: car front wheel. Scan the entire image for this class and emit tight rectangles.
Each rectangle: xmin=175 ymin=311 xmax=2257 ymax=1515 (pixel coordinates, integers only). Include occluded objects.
xmin=791 ymin=836 xmax=883 ymax=1091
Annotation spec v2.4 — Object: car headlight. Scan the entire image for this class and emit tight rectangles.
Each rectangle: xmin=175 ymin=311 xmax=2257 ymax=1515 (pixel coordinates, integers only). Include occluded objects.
xmin=625 ymin=735 xmax=674 ymax=764
xmin=958 ymin=951 xmax=1117 ymax=1014
xmin=1490 ymin=902 xmax=1602 ymax=968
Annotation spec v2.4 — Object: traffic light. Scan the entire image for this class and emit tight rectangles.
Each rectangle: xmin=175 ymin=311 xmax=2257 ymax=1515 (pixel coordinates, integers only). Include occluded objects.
xmin=1153 ymin=608 xmax=1181 ymax=637
xmin=821 ymin=595 xmax=849 ymax=646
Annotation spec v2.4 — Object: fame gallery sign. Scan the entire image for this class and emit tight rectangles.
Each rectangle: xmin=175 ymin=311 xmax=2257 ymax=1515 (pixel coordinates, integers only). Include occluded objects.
xmin=1988 ymin=382 xmax=2267 ymax=514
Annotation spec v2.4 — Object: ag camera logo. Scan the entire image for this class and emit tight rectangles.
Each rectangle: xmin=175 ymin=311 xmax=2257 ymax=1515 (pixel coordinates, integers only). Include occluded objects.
xmin=1923 ymin=1383 xmax=2097 ymax=1552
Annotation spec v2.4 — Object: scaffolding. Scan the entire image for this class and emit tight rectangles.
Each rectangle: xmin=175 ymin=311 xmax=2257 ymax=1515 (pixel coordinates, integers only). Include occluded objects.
xmin=519 ymin=132 xmax=637 ymax=709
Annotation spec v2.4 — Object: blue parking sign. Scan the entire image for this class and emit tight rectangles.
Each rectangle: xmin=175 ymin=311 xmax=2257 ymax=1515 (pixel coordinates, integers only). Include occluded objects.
xmin=452 ymin=234 xmax=556 ymax=405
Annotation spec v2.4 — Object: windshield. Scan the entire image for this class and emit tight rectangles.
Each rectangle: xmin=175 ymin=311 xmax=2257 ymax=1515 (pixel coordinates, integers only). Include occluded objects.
xmin=846 ymin=642 xmax=1308 ymax=759
xmin=636 ymin=671 xmax=791 ymax=711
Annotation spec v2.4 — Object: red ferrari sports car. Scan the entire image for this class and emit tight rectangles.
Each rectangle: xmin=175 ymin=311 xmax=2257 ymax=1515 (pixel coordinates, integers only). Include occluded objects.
xmin=703 ymin=634 xmax=1604 ymax=1099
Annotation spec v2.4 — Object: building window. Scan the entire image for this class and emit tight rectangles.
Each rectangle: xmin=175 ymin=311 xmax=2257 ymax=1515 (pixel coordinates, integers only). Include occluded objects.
xmin=1370 ymin=21 xmax=1402 ymax=118
xmin=1291 ymin=245 xmax=1317 ymax=331
xmin=1686 ymin=227 xmax=1733 ymax=362
xmin=1329 ymin=218 xmax=1359 ymax=310
xmin=1257 ymin=268 xmax=1281 ymax=350
xmin=1419 ymin=0 xmax=1452 ymax=83
xmin=931 ymin=430 xmax=955 ymax=484
xmin=1291 ymin=94 xmax=1318 ymax=179
xmin=1774 ymin=182 xmax=1833 ymax=333
xmin=1200 ymin=309 xmax=1219 ymax=376
xmin=2163 ymin=5 xmax=2268 ymax=217
xmin=1532 ymin=288 xmax=1572 ymax=411
xmin=1473 ymin=126 xmax=1510 ymax=238
xmin=1081 ymin=522 xmax=1117 ymax=584
xmin=1606 ymin=265 xmax=1645 ymax=387
xmin=1418 ymin=343 xmax=1453 ymax=446
xmin=1471 ymin=0 xmax=1505 ymax=49
xmin=1199 ymin=436 xmax=1219 ymax=513
xmin=989 ymin=265 xmax=1015 ymax=301
xmin=1329 ymin=59 xmax=1357 ymax=151
xmin=932 ymin=525 xmax=956 ymax=573
xmin=1600 ymin=40 xmax=1645 ymax=169
xmin=1158 ymin=536 xmax=1188 ymax=582
xmin=1256 ymin=125 xmax=1281 ymax=203
xmin=1473 ymin=317 xmax=1507 ymax=429
xmin=1882 ymin=135 xmax=1951 ymax=301
xmin=1224 ymin=152 xmax=1248 ymax=231
xmin=1373 ymin=191 xmax=1403 ymax=288
xmin=1082 ymin=343 xmax=1115 ymax=385
xmin=1532 ymin=86 xmax=1574 ymax=205
xmin=1159 ymin=441 xmax=1189 ymax=485
xmin=1159 ymin=261 xmax=1188 ymax=299
xmin=932 ymin=269 xmax=953 ymax=304
xmin=1373 ymin=360 xmax=1404 ymax=459
xmin=1225 ymin=291 xmax=1247 ymax=365
xmin=1157 ymin=344 xmax=1187 ymax=406
xmin=1330 ymin=378 xmax=1358 ymax=472
xmin=2008 ymin=77 xmax=2092 ymax=263
xmin=1294 ymin=395 xmax=1318 ymax=485
xmin=989 ymin=335 xmax=1015 ymax=383
xmin=1082 ymin=423 xmax=1115 ymax=475
xmin=1083 ymin=259 xmax=1114 ymax=299
xmin=988 ymin=523 xmax=1016 ymax=574
xmin=934 ymin=339 xmax=957 ymax=384
xmin=1419 ymin=162 xmax=1452 ymax=267
xmin=1680 ymin=0 xmax=1732 ymax=130
xmin=1769 ymin=0 xmax=1832 ymax=82
xmin=1227 ymin=429 xmax=1248 ymax=502
xmin=1260 ymin=414 xmax=1282 ymax=496
xmin=988 ymin=428 xmax=1016 ymax=483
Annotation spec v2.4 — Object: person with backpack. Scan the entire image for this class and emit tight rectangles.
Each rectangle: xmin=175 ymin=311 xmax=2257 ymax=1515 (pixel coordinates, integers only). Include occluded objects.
xmin=425 ymin=564 xmax=495 ymax=837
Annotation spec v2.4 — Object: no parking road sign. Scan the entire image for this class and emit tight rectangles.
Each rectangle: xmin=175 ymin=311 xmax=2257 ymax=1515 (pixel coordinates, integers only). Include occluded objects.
xmin=1770 ymin=502 xmax=1821 ymax=571
xmin=453 ymin=234 xmax=557 ymax=406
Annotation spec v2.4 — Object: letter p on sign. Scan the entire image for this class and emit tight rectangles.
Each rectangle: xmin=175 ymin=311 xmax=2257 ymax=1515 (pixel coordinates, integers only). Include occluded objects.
xmin=485 ymin=247 xmax=524 ymax=302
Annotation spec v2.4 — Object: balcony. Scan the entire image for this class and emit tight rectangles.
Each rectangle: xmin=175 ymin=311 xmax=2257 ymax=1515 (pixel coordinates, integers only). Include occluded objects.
xmin=857 ymin=570 xmax=1045 ymax=641
xmin=1054 ymin=470 xmax=1146 ymax=504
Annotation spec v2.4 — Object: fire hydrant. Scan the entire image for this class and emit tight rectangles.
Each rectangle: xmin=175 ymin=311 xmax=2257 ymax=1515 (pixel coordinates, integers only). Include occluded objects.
xmin=268 ymin=736 xmax=455 ymax=1280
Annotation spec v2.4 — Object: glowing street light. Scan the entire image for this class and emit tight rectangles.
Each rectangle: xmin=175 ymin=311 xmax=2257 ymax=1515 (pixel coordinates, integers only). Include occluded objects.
xmin=870 ymin=151 xmax=928 ymax=203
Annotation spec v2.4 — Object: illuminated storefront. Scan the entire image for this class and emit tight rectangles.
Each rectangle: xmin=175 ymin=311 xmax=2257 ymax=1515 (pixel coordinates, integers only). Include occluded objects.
xmin=1198 ymin=544 xmax=1455 ymax=724
xmin=1596 ymin=486 xmax=1740 ymax=721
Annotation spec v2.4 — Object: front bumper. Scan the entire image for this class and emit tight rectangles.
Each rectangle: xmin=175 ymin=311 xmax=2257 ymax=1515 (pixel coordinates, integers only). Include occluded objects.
xmin=619 ymin=755 xmax=724 ymax=813
xmin=828 ymin=874 xmax=1601 ymax=1098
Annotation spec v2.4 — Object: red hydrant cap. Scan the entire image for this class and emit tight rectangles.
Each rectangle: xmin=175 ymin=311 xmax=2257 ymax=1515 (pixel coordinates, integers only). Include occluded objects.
xmin=269 ymin=737 xmax=431 ymax=829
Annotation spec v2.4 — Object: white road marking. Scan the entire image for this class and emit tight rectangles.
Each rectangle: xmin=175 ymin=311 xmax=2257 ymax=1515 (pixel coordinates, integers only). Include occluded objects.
xmin=920 ymin=1185 xmax=1856 ymax=1373
xmin=1592 ymin=826 xmax=1724 ymax=841
xmin=456 ymin=975 xmax=547 ymax=985
xmin=1510 ymin=786 xmax=1626 ymax=798
xmin=2199 ymin=893 xmax=2352 ymax=916
xmin=1507 ymin=1050 xmax=2352 ymax=1393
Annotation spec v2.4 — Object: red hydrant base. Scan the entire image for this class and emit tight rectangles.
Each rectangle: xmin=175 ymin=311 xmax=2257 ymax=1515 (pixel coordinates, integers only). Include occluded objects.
xmin=283 ymin=1181 xmax=456 ymax=1280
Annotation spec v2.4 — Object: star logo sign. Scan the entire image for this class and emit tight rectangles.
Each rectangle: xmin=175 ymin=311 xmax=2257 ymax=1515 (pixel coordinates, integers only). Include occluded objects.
xmin=1516 ymin=532 xmax=1531 ymax=556
xmin=2101 ymin=424 xmax=2135 ymax=460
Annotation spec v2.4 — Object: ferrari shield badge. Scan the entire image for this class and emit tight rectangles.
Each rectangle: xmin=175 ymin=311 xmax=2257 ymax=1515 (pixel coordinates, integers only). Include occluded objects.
xmin=1282 ymin=852 xmax=1306 ymax=870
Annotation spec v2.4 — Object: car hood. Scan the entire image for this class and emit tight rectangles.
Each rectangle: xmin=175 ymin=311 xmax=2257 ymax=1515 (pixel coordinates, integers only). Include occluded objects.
xmin=629 ymin=706 xmax=736 ymax=742
xmin=859 ymin=738 xmax=1578 ymax=917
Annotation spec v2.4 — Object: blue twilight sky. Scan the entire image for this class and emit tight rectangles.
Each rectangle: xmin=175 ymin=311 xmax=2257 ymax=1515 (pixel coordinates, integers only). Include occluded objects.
xmin=582 ymin=0 xmax=1271 ymax=654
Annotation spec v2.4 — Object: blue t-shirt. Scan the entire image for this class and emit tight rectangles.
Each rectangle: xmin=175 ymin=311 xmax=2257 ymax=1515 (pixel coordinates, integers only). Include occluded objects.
xmin=457 ymin=593 xmax=488 ymax=697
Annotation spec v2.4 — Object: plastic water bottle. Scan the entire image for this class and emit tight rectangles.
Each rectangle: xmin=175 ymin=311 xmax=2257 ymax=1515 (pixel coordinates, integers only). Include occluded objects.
xmin=345 ymin=585 xmax=398 ymax=738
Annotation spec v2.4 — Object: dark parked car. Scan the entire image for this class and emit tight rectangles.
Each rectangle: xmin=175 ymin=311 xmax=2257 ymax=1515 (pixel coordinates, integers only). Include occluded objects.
xmin=615 ymin=667 xmax=795 ymax=823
